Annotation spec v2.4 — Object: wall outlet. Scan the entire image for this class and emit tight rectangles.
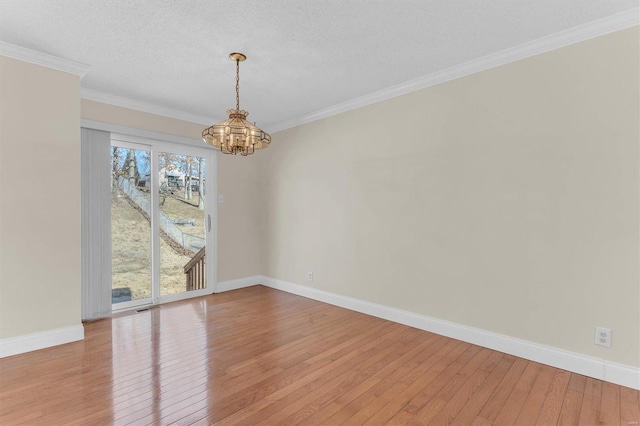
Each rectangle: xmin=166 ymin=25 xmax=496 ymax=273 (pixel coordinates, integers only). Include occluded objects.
xmin=595 ymin=327 xmax=611 ymax=348
xmin=307 ymin=271 xmax=313 ymax=282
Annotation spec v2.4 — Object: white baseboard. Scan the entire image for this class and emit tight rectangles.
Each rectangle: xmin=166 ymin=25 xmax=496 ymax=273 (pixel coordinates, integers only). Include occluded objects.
xmin=0 ymin=324 xmax=85 ymax=359
xmin=215 ymin=275 xmax=263 ymax=293
xmin=259 ymin=276 xmax=640 ymax=390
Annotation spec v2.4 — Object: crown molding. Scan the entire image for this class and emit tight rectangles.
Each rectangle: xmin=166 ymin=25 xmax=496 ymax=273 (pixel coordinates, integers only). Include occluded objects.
xmin=35 ymin=8 xmax=636 ymax=133
xmin=0 ymin=41 xmax=91 ymax=77
xmin=81 ymin=88 xmax=214 ymax=126
xmin=269 ymin=8 xmax=640 ymax=133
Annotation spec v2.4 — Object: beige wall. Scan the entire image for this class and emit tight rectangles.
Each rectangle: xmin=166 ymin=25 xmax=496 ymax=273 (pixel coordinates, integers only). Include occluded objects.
xmin=81 ymin=100 xmax=262 ymax=281
xmin=215 ymin=154 xmax=262 ymax=281
xmin=0 ymin=56 xmax=81 ymax=339
xmin=1 ymin=27 xmax=637 ymax=368
xmin=261 ymin=27 xmax=640 ymax=366
xmin=82 ymin=100 xmax=205 ymax=140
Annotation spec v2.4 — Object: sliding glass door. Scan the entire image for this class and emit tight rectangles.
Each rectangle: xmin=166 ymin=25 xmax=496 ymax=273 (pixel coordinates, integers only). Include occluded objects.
xmin=111 ymin=143 xmax=153 ymax=308
xmin=110 ymin=136 xmax=215 ymax=310
xmin=158 ymin=151 xmax=208 ymax=298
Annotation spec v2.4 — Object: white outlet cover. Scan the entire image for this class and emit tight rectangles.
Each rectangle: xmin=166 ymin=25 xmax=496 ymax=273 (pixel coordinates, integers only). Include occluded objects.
xmin=595 ymin=327 xmax=611 ymax=348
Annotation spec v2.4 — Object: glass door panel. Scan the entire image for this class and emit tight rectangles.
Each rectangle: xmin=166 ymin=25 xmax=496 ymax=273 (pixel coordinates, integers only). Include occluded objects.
xmin=158 ymin=152 xmax=207 ymax=296
xmin=111 ymin=145 xmax=152 ymax=307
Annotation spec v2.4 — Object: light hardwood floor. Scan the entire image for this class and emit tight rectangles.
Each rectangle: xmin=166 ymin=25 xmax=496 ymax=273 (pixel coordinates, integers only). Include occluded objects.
xmin=0 ymin=285 xmax=638 ymax=425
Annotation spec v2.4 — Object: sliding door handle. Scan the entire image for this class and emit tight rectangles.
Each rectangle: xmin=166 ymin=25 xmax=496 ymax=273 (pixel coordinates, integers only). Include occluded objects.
xmin=208 ymin=215 xmax=211 ymax=232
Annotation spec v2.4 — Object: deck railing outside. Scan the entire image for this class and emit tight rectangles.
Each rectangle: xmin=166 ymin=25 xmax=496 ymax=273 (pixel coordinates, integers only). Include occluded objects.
xmin=184 ymin=247 xmax=206 ymax=291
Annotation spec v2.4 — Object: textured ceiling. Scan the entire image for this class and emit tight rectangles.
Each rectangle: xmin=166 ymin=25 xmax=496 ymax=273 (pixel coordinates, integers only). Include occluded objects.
xmin=0 ymin=1 xmax=637 ymax=131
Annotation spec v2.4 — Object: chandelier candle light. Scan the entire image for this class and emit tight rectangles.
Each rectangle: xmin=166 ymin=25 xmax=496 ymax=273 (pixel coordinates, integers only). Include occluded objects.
xmin=202 ymin=52 xmax=271 ymax=156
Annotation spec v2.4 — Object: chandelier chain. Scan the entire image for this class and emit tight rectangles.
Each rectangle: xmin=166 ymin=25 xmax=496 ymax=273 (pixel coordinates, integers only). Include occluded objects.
xmin=235 ymin=59 xmax=240 ymax=110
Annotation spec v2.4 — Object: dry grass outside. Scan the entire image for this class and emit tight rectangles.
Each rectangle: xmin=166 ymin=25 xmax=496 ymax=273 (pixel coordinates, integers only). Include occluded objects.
xmin=111 ymin=190 xmax=205 ymax=301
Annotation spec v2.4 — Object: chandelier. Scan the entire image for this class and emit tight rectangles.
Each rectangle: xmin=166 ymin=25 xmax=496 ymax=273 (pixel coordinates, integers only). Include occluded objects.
xmin=202 ymin=52 xmax=271 ymax=156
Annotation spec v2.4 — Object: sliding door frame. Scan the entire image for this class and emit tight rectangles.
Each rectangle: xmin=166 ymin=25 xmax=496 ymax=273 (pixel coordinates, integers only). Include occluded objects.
xmin=81 ymin=119 xmax=218 ymax=312
xmin=109 ymin=138 xmax=154 ymax=311
xmin=111 ymin=132 xmax=217 ymax=309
